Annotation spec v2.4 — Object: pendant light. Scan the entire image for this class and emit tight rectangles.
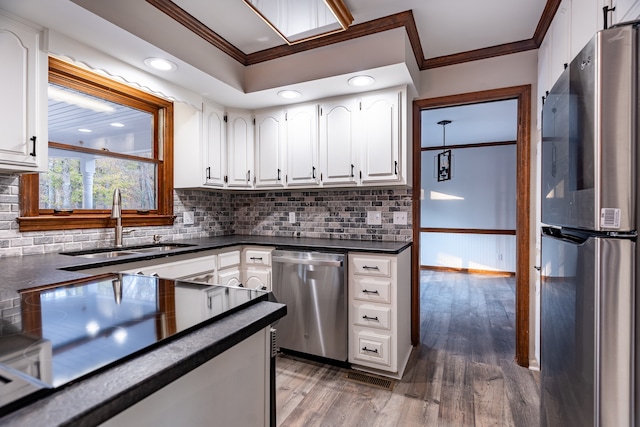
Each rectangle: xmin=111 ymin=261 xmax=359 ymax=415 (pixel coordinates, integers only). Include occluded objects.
xmin=437 ymin=120 xmax=452 ymax=182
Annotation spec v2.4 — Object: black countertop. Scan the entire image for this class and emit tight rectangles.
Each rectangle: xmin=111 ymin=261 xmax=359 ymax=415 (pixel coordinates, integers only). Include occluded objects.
xmin=0 ymin=300 xmax=285 ymax=427
xmin=0 ymin=234 xmax=411 ymax=297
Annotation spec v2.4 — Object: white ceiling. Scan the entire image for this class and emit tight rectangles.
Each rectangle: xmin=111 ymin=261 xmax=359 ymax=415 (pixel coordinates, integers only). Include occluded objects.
xmin=173 ymin=0 xmax=547 ymax=59
xmin=0 ymin=0 xmax=547 ymax=109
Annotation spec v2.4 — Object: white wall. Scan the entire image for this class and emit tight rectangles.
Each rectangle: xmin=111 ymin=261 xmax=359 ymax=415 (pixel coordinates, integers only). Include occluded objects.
xmin=416 ymin=50 xmax=540 ymax=368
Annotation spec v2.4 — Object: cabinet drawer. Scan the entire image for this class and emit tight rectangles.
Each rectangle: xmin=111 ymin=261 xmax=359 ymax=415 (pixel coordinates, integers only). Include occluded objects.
xmin=218 ymin=250 xmax=240 ymax=269
xmin=351 ymin=256 xmax=391 ymax=277
xmin=353 ymin=303 xmax=391 ymax=330
xmin=352 ymin=277 xmax=391 ymax=304
xmin=352 ymin=330 xmax=391 ymax=367
xmin=243 ymin=249 xmax=272 ymax=266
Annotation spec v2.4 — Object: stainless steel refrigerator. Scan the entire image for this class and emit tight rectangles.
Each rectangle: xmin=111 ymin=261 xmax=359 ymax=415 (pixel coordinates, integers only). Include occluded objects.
xmin=540 ymin=23 xmax=638 ymax=427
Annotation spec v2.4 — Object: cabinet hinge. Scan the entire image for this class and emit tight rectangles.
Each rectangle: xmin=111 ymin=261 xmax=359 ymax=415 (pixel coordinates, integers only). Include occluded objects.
xmin=223 ymin=114 xmax=227 ymax=123
xmin=319 ymin=107 xmax=323 ymax=116
xmin=285 ymin=112 xmax=288 ymax=121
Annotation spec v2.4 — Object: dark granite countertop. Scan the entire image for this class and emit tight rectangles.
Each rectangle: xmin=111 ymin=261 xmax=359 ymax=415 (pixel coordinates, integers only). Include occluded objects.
xmin=0 ymin=300 xmax=286 ymax=427
xmin=0 ymin=235 xmax=412 ymax=297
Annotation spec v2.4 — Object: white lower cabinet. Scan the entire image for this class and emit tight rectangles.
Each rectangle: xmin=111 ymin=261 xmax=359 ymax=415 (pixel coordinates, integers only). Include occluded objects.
xmin=100 ymin=326 xmax=272 ymax=427
xmin=122 ymin=254 xmax=217 ymax=280
xmin=241 ymin=246 xmax=274 ymax=291
xmin=348 ymin=248 xmax=411 ymax=379
xmin=216 ymin=247 xmax=241 ymax=286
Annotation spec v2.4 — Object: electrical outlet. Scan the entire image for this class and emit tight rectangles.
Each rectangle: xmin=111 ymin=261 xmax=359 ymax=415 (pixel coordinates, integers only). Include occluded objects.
xmin=367 ymin=211 xmax=382 ymax=225
xmin=183 ymin=211 xmax=194 ymax=225
xmin=393 ymin=212 xmax=407 ymax=225
xmin=289 ymin=212 xmax=296 ymax=223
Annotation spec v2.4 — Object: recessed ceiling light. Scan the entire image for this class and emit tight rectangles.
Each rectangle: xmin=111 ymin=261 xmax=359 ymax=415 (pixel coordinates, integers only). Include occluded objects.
xmin=144 ymin=57 xmax=178 ymax=72
xmin=110 ymin=122 xmax=125 ymax=127
xmin=78 ymin=128 xmax=92 ymax=133
xmin=278 ymin=90 xmax=301 ymax=99
xmin=348 ymin=75 xmax=375 ymax=87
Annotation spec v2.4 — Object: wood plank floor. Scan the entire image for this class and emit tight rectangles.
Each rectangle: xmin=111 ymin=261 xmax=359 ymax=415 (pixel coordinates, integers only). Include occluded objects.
xmin=275 ymin=271 xmax=540 ymax=427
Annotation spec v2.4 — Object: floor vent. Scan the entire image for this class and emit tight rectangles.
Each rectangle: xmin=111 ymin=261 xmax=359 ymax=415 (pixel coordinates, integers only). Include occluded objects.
xmin=345 ymin=371 xmax=395 ymax=391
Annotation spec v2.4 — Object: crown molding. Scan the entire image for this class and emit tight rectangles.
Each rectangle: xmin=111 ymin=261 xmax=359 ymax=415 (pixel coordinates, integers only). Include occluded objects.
xmin=147 ymin=0 xmax=560 ymax=71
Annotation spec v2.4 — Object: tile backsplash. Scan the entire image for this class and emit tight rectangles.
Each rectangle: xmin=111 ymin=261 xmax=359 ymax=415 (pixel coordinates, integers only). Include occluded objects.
xmin=0 ymin=173 xmax=412 ymax=258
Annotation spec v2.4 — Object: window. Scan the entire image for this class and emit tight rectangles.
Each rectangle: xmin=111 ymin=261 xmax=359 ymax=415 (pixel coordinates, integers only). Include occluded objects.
xmin=18 ymin=57 xmax=174 ymax=231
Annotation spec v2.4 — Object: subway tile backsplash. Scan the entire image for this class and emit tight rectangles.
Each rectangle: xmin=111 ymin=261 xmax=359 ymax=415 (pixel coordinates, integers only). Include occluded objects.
xmin=0 ymin=173 xmax=412 ymax=258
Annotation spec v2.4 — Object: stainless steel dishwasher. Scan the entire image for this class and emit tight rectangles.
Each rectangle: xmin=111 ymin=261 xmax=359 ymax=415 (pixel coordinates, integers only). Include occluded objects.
xmin=271 ymin=250 xmax=347 ymax=362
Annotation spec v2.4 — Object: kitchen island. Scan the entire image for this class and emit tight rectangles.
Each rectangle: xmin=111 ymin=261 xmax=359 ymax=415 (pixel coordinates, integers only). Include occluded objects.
xmin=0 ymin=235 xmax=409 ymax=425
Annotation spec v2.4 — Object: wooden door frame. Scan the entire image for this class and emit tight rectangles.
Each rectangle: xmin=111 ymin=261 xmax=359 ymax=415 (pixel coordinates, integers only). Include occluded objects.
xmin=411 ymin=85 xmax=531 ymax=367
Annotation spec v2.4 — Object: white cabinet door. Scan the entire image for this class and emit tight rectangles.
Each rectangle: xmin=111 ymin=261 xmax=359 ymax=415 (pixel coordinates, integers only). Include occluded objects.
xmin=203 ymin=101 xmax=226 ymax=188
xmin=358 ymin=90 xmax=401 ymax=184
xmin=254 ymin=109 xmax=285 ymax=188
xmin=537 ymin=36 xmax=551 ymax=130
xmin=549 ymin=0 xmax=571 ymax=87
xmin=613 ymin=0 xmax=640 ymax=23
xmin=572 ymin=0 xmax=600 ymax=59
xmin=286 ymin=104 xmax=319 ymax=187
xmin=244 ymin=268 xmax=270 ymax=291
xmin=174 ymin=102 xmax=202 ymax=188
xmin=0 ymin=13 xmax=47 ymax=172
xmin=218 ymin=267 xmax=241 ymax=287
xmin=319 ymin=98 xmax=358 ymax=185
xmin=226 ymin=111 xmax=254 ymax=188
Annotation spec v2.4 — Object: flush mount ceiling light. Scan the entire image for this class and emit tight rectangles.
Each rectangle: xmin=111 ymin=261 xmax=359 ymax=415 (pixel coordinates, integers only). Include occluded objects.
xmin=244 ymin=0 xmax=354 ymax=45
xmin=144 ymin=57 xmax=178 ymax=71
xmin=278 ymin=90 xmax=301 ymax=99
xmin=78 ymin=128 xmax=92 ymax=133
xmin=348 ymin=75 xmax=375 ymax=87
xmin=110 ymin=122 xmax=125 ymax=128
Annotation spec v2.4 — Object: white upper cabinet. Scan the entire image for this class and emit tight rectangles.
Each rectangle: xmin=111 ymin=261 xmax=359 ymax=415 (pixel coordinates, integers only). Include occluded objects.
xmin=358 ymin=89 xmax=401 ymax=184
xmin=612 ymin=0 xmax=640 ymax=23
xmin=203 ymin=101 xmax=226 ymax=188
xmin=174 ymin=86 xmax=408 ymax=190
xmin=318 ymin=98 xmax=359 ymax=186
xmin=537 ymin=37 xmax=551 ymax=130
xmin=286 ymin=104 xmax=319 ymax=187
xmin=0 ymin=12 xmax=47 ymax=173
xmin=254 ymin=109 xmax=285 ymax=188
xmin=226 ymin=111 xmax=254 ymax=188
xmin=549 ymin=0 xmax=572 ymax=86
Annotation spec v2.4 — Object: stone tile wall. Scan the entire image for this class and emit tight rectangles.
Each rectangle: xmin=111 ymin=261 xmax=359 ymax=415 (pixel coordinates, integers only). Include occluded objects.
xmin=0 ymin=172 xmax=412 ymax=258
xmin=233 ymin=188 xmax=413 ymax=241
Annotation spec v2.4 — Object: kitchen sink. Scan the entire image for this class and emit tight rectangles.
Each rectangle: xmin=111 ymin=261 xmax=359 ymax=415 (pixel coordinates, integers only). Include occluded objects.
xmin=61 ymin=243 xmax=195 ymax=258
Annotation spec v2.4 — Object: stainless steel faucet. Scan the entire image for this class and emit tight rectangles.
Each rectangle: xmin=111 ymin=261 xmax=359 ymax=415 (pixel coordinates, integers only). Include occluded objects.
xmin=111 ymin=188 xmax=123 ymax=248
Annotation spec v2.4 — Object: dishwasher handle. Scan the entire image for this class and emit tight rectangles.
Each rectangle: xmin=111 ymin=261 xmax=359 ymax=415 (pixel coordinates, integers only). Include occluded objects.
xmin=272 ymin=256 xmax=343 ymax=267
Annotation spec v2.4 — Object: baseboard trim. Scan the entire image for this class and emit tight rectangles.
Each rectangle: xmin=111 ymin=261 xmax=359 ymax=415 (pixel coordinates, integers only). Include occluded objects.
xmin=420 ymin=265 xmax=515 ymax=277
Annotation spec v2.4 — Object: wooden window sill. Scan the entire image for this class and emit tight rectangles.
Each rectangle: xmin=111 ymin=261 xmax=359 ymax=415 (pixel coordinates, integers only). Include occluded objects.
xmin=17 ymin=215 xmax=176 ymax=232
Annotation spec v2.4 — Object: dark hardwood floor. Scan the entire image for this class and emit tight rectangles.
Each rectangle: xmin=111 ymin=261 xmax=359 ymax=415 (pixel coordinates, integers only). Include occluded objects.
xmin=275 ymin=271 xmax=540 ymax=426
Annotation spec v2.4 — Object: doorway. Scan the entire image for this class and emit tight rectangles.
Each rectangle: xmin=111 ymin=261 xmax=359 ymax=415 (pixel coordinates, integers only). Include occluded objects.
xmin=411 ymin=85 xmax=531 ymax=366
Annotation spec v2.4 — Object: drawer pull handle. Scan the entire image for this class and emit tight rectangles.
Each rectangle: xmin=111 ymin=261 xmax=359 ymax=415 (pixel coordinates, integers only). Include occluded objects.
xmin=362 ymin=289 xmax=379 ymax=295
xmin=363 ymin=265 xmax=380 ymax=270
xmin=362 ymin=347 xmax=379 ymax=354
xmin=362 ymin=315 xmax=379 ymax=321
xmin=250 ymin=256 xmax=263 ymax=261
